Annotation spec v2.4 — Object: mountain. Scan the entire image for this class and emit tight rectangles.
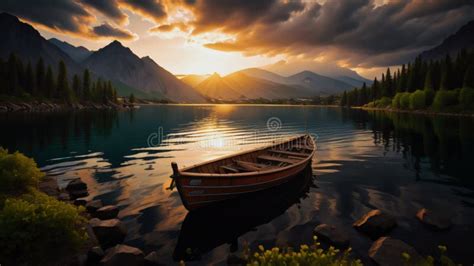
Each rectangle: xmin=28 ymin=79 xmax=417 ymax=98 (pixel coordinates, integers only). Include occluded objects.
xmin=195 ymin=72 xmax=313 ymax=100
xmin=336 ymin=75 xmax=371 ymax=88
xmin=420 ymin=20 xmax=474 ymax=60
xmin=180 ymin=74 xmax=209 ymax=87
xmin=0 ymin=12 xmax=83 ymax=76
xmin=83 ymin=41 xmax=205 ymax=102
xmin=49 ymin=38 xmax=92 ymax=62
xmin=239 ymin=67 xmax=358 ymax=94
xmin=286 ymin=71 xmax=353 ymax=94
xmin=237 ymin=68 xmax=290 ymax=85
xmin=262 ymin=59 xmax=370 ymax=82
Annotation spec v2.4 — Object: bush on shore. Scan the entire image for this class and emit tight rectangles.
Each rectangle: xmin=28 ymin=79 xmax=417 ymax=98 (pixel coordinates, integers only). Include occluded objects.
xmin=432 ymin=89 xmax=460 ymax=110
xmin=400 ymin=92 xmax=411 ymax=109
xmin=459 ymin=87 xmax=474 ymax=109
xmin=0 ymin=148 xmax=44 ymax=194
xmin=409 ymin=90 xmax=426 ymax=110
xmin=0 ymin=147 xmax=88 ymax=265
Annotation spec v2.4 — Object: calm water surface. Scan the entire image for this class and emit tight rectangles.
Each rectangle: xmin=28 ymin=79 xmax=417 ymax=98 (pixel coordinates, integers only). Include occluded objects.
xmin=1 ymin=105 xmax=474 ymax=265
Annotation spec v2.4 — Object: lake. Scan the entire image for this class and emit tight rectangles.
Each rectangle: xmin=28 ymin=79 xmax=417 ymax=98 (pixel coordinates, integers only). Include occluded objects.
xmin=1 ymin=105 xmax=474 ymax=264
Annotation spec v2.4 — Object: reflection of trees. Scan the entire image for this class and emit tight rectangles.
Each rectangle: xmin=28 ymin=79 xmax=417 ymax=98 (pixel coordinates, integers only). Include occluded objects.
xmin=366 ymin=111 xmax=474 ymax=184
xmin=0 ymin=110 xmax=119 ymax=155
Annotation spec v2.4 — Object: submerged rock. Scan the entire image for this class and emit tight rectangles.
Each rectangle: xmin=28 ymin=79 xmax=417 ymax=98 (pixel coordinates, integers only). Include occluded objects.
xmin=90 ymin=218 xmax=127 ymax=249
xmin=66 ymin=178 xmax=87 ymax=191
xmin=101 ymin=245 xmax=144 ymax=266
xmin=86 ymin=246 xmax=104 ymax=264
xmin=313 ymin=224 xmax=350 ymax=248
xmin=74 ymin=197 xmax=88 ymax=206
xmin=369 ymin=237 xmax=425 ymax=266
xmin=94 ymin=205 xmax=120 ymax=220
xmin=69 ymin=189 xmax=89 ymax=199
xmin=416 ymin=208 xmax=452 ymax=231
xmin=86 ymin=200 xmax=104 ymax=213
xmin=353 ymin=209 xmax=397 ymax=239
xmin=38 ymin=176 xmax=59 ymax=197
xmin=144 ymin=251 xmax=161 ymax=266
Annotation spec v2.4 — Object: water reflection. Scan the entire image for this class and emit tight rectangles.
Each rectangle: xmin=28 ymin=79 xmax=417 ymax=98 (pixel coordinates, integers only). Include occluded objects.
xmin=173 ymin=166 xmax=314 ymax=261
xmin=1 ymin=106 xmax=474 ymax=264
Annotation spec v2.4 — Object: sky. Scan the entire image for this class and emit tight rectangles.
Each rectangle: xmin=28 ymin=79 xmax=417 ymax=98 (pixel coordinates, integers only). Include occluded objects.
xmin=1 ymin=0 xmax=474 ymax=79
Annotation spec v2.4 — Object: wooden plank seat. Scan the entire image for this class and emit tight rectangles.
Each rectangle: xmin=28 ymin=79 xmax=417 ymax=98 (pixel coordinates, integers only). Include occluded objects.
xmin=220 ymin=165 xmax=240 ymax=173
xmin=257 ymin=155 xmax=300 ymax=164
xmin=234 ymin=160 xmax=274 ymax=171
xmin=290 ymin=145 xmax=313 ymax=151
xmin=269 ymin=149 xmax=308 ymax=157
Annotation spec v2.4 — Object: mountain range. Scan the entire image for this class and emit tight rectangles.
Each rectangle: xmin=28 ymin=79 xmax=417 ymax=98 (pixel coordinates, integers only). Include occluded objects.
xmin=420 ymin=20 xmax=474 ymax=60
xmin=2 ymin=12 xmax=471 ymax=103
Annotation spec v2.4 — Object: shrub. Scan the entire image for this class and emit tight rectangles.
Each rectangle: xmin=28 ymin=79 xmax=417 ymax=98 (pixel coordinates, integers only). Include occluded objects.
xmin=425 ymin=88 xmax=435 ymax=107
xmin=0 ymin=189 xmax=88 ymax=265
xmin=432 ymin=89 xmax=459 ymax=110
xmin=247 ymin=237 xmax=362 ymax=266
xmin=409 ymin=90 xmax=426 ymax=110
xmin=459 ymin=87 xmax=474 ymax=109
xmin=374 ymin=97 xmax=392 ymax=108
xmin=0 ymin=147 xmax=44 ymax=194
xmin=392 ymin=93 xmax=403 ymax=108
xmin=400 ymin=92 xmax=411 ymax=109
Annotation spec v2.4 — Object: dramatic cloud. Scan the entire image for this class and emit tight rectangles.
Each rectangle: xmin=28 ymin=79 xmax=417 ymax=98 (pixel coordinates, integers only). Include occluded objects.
xmin=1 ymin=0 xmax=474 ymax=72
xmin=0 ymin=0 xmax=93 ymax=33
xmin=80 ymin=0 xmax=128 ymax=24
xmin=120 ymin=0 xmax=167 ymax=23
xmin=92 ymin=23 xmax=134 ymax=39
xmin=183 ymin=0 xmax=474 ymax=68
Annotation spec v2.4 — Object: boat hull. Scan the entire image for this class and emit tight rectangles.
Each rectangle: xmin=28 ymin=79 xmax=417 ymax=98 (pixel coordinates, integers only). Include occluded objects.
xmin=175 ymin=154 xmax=313 ymax=211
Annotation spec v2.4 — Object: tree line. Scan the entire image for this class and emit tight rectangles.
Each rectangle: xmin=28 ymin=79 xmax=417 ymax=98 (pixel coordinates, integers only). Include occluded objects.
xmin=0 ymin=53 xmax=118 ymax=104
xmin=341 ymin=48 xmax=474 ymax=111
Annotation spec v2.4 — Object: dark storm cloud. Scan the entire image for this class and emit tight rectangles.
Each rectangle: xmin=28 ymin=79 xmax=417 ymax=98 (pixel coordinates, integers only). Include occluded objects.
xmin=80 ymin=0 xmax=127 ymax=24
xmin=185 ymin=0 xmax=305 ymax=34
xmin=120 ymin=0 xmax=167 ymax=22
xmin=92 ymin=23 xmax=134 ymax=39
xmin=0 ymin=0 xmax=93 ymax=33
xmin=197 ymin=0 xmax=474 ymax=67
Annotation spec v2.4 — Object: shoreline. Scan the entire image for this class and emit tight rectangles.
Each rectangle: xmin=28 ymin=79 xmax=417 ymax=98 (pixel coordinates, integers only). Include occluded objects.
xmin=0 ymin=101 xmax=134 ymax=113
xmin=352 ymin=106 xmax=474 ymax=118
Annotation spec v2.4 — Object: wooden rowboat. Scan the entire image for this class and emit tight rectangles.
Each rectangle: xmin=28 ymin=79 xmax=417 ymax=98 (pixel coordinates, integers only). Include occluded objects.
xmin=170 ymin=134 xmax=316 ymax=211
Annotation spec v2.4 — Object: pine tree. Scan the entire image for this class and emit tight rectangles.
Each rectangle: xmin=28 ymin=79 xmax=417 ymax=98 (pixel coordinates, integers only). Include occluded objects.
xmin=45 ymin=66 xmax=55 ymax=98
xmin=82 ymin=69 xmax=91 ymax=101
xmin=25 ymin=61 xmax=35 ymax=95
xmin=72 ymin=74 xmax=81 ymax=100
xmin=36 ymin=58 xmax=45 ymax=96
xmin=424 ymin=68 xmax=433 ymax=91
xmin=463 ymin=64 xmax=474 ymax=88
xmin=16 ymin=59 xmax=25 ymax=94
xmin=56 ymin=60 xmax=71 ymax=101
xmin=341 ymin=91 xmax=347 ymax=106
xmin=371 ymin=77 xmax=379 ymax=100
xmin=7 ymin=53 xmax=19 ymax=94
xmin=129 ymin=93 xmax=135 ymax=103
xmin=398 ymin=64 xmax=407 ymax=92
xmin=385 ymin=68 xmax=393 ymax=97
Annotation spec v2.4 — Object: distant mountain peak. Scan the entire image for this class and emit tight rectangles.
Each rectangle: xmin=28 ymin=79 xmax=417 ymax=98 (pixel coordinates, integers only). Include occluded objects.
xmin=211 ymin=72 xmax=221 ymax=78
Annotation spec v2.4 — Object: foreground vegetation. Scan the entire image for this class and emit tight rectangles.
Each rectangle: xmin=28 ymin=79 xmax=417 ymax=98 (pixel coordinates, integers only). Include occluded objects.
xmin=341 ymin=49 xmax=474 ymax=113
xmin=0 ymin=53 xmax=118 ymax=104
xmin=0 ymin=147 xmax=87 ymax=265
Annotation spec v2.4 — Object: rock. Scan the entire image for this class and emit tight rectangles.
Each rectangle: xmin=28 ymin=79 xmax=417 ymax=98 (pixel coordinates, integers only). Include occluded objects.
xmin=94 ymin=205 xmax=119 ymax=220
xmin=369 ymin=237 xmax=425 ymax=266
xmin=144 ymin=251 xmax=160 ymax=266
xmin=74 ymin=197 xmax=88 ymax=206
xmin=313 ymin=224 xmax=350 ymax=248
xmin=69 ymin=189 xmax=89 ymax=199
xmin=101 ymin=245 xmax=144 ymax=266
xmin=353 ymin=209 xmax=397 ymax=239
xmin=86 ymin=200 xmax=103 ymax=213
xmin=227 ymin=254 xmax=247 ymax=265
xmin=87 ymin=246 xmax=104 ymax=264
xmin=66 ymin=178 xmax=87 ymax=191
xmin=58 ymin=192 xmax=70 ymax=201
xmin=38 ymin=176 xmax=59 ymax=197
xmin=416 ymin=208 xmax=452 ymax=231
xmin=90 ymin=218 xmax=127 ymax=249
